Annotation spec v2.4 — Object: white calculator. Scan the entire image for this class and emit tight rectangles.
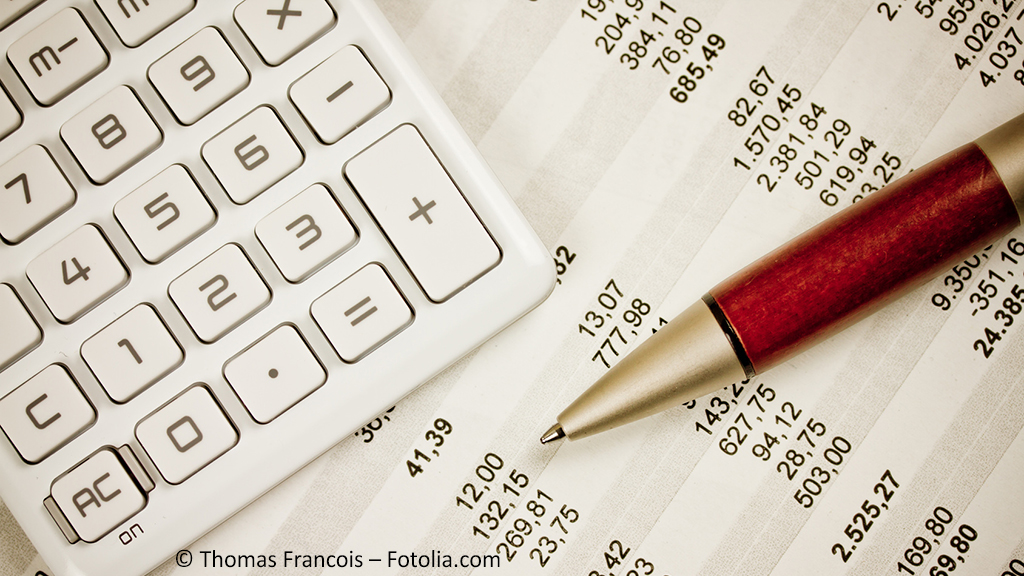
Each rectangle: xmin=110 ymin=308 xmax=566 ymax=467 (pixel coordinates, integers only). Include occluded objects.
xmin=0 ymin=1 xmax=554 ymax=574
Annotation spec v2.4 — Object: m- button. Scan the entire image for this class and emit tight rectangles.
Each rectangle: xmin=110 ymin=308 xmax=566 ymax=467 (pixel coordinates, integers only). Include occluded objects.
xmin=8 ymin=8 xmax=109 ymax=106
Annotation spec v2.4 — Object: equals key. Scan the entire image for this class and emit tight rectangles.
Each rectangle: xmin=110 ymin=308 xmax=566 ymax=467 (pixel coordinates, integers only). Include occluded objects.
xmin=312 ymin=264 xmax=413 ymax=363
xmin=344 ymin=296 xmax=377 ymax=326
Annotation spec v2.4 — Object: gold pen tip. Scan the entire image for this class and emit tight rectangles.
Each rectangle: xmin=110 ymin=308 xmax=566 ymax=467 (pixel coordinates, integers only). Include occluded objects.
xmin=540 ymin=424 xmax=566 ymax=444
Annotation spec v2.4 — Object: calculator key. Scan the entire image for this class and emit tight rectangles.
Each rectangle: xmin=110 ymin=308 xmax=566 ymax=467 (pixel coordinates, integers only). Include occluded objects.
xmin=81 ymin=304 xmax=183 ymax=403
xmin=95 ymin=0 xmax=195 ymax=48
xmin=0 ymin=84 xmax=21 ymax=140
xmin=290 ymin=45 xmax=390 ymax=144
xmin=235 ymin=0 xmax=335 ymax=66
xmin=114 ymin=164 xmax=216 ymax=263
xmin=224 ymin=324 xmax=326 ymax=424
xmin=7 ymin=8 xmax=109 ymax=106
xmin=0 ymin=0 xmax=43 ymax=31
xmin=344 ymin=125 xmax=500 ymax=302
xmin=61 ymin=85 xmax=163 ymax=184
xmin=148 ymin=27 xmax=249 ymax=125
xmin=168 ymin=243 xmax=270 ymax=343
xmin=201 ymin=105 xmax=303 ymax=204
xmin=255 ymin=184 xmax=357 ymax=282
xmin=135 ymin=385 xmax=237 ymax=484
xmin=0 ymin=365 xmax=95 ymax=464
xmin=0 ymin=145 xmax=76 ymax=244
xmin=49 ymin=447 xmax=147 ymax=542
xmin=311 ymin=263 xmax=412 ymax=362
xmin=0 ymin=284 xmax=41 ymax=371
xmin=27 ymin=224 xmax=129 ymax=323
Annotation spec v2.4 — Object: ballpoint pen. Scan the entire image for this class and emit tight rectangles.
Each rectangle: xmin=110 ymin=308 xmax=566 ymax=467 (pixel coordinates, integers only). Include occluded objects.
xmin=541 ymin=111 xmax=1024 ymax=444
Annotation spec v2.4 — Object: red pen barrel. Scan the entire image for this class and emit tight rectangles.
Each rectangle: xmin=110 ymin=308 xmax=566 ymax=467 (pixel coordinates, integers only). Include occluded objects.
xmin=708 ymin=142 xmax=1021 ymax=375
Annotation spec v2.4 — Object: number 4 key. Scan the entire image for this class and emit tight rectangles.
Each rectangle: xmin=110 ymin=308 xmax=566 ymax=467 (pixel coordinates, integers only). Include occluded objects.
xmin=26 ymin=224 xmax=128 ymax=323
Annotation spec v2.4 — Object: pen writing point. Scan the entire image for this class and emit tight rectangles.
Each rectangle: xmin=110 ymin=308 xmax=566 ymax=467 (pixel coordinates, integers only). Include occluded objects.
xmin=540 ymin=424 xmax=566 ymax=444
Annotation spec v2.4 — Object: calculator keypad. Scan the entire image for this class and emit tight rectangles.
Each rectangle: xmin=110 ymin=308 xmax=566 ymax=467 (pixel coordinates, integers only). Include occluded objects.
xmin=0 ymin=1 xmax=551 ymax=572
